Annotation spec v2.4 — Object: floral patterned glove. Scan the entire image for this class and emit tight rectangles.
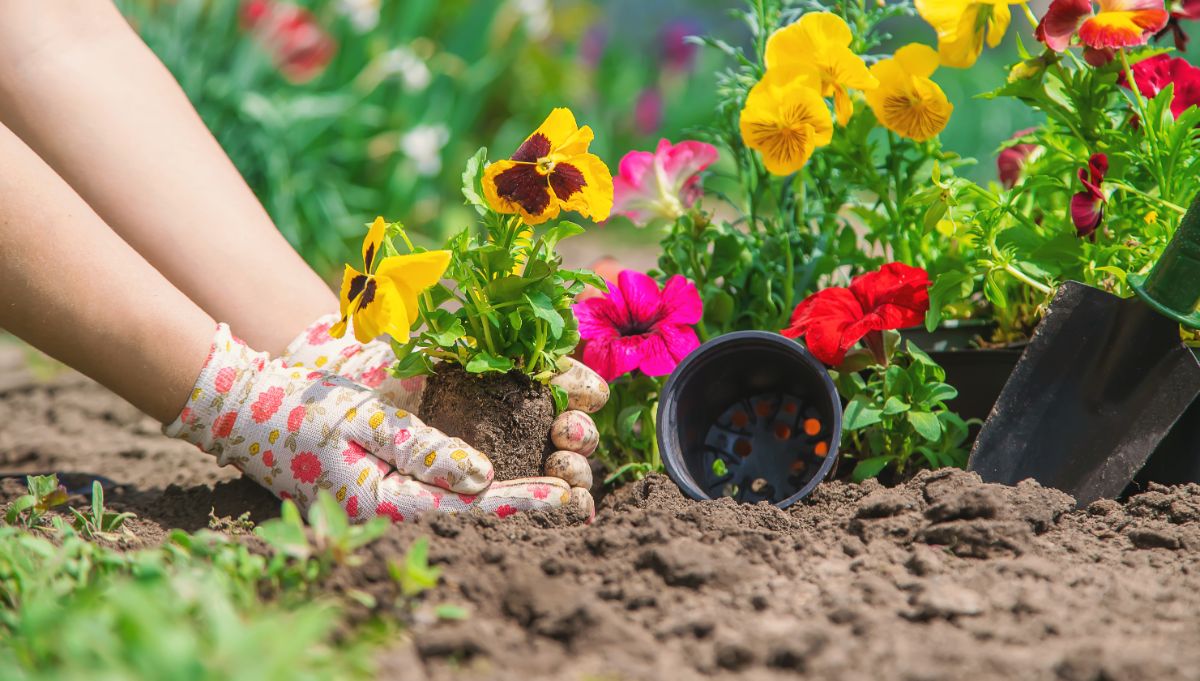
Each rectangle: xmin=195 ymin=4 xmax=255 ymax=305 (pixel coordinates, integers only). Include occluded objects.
xmin=283 ymin=314 xmax=608 ymax=495
xmin=165 ymin=324 xmax=579 ymax=521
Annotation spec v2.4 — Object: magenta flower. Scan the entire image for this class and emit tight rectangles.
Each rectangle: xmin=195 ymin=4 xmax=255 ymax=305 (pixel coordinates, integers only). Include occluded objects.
xmin=660 ymin=20 xmax=700 ymax=72
xmin=634 ymin=88 xmax=663 ymax=136
xmin=1070 ymin=153 xmax=1107 ymax=241
xmin=996 ymin=128 xmax=1039 ymax=189
xmin=611 ymin=139 xmax=719 ymax=225
xmin=574 ymin=270 xmax=703 ymax=382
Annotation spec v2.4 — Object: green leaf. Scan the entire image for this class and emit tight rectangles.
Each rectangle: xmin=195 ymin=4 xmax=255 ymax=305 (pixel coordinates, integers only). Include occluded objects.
xmin=925 ymin=271 xmax=974 ymax=332
xmin=434 ymin=604 xmax=469 ymax=621
xmin=465 ymin=353 xmax=514 ymax=374
xmin=709 ymin=234 xmax=743 ymax=277
xmin=883 ymin=365 xmax=911 ymax=398
xmin=430 ymin=320 xmax=466 ymax=347
xmin=524 ymin=291 xmax=565 ymax=339
xmin=461 ymin=147 xmax=489 ymax=216
xmin=843 ymin=394 xmax=883 ymax=430
xmin=551 ymin=384 xmax=569 ymax=413
xmin=541 ymin=222 xmax=585 ymax=251
xmin=882 ymin=396 xmax=910 ymax=415
xmin=907 ymin=411 xmax=943 ymax=442
xmin=983 ymin=270 xmax=1009 ymax=310
xmin=852 ymin=455 xmax=894 ymax=482
xmin=255 ymin=501 xmax=311 ymax=560
xmin=617 ymin=406 xmax=643 ymax=440
xmin=703 ymin=290 xmax=735 ymax=327
xmin=923 ymin=201 xmax=948 ymax=233
xmin=918 ymin=382 xmax=959 ymax=405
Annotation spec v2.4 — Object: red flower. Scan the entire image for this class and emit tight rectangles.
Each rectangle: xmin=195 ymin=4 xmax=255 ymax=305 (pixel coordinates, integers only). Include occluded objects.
xmin=345 ymin=496 xmax=359 ymax=518
xmin=212 ymin=412 xmax=238 ymax=438
xmin=782 ymin=263 xmax=931 ymax=366
xmin=214 ymin=367 xmax=237 ymax=394
xmin=574 ymin=270 xmax=703 ymax=381
xmin=262 ymin=450 xmax=276 ymax=467
xmin=290 ymin=451 xmax=322 ymax=483
xmin=1070 ymin=153 xmax=1108 ymax=241
xmin=495 ymin=504 xmax=518 ymax=519
xmin=287 ymin=406 xmax=306 ymax=432
xmin=997 ymin=128 xmax=1039 ymax=189
xmin=343 ymin=441 xmax=369 ymax=465
xmin=1036 ymin=0 xmax=1169 ymax=53
xmin=1119 ymin=54 xmax=1200 ymax=118
xmin=376 ymin=501 xmax=404 ymax=523
xmin=240 ymin=0 xmax=335 ymax=84
xmin=250 ymin=386 xmax=285 ymax=423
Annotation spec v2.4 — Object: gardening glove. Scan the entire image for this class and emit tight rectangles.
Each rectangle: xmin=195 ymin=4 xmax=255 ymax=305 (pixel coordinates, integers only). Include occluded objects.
xmin=165 ymin=323 xmax=581 ymax=522
xmin=283 ymin=314 xmax=608 ymax=492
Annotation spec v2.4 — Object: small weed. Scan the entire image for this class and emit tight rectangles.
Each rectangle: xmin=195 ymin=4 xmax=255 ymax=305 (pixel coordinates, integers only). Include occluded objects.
xmin=69 ymin=481 xmax=134 ymax=539
xmin=255 ymin=491 xmax=389 ymax=581
xmin=4 ymin=475 xmax=68 ymax=528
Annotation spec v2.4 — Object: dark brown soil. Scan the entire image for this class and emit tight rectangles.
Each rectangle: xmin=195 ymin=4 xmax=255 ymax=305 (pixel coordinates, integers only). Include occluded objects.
xmin=5 ymin=345 xmax=1200 ymax=680
xmin=420 ymin=363 xmax=554 ymax=481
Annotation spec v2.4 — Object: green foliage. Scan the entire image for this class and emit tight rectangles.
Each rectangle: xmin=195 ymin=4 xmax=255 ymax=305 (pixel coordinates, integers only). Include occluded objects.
xmin=834 ymin=338 xmax=978 ymax=481
xmin=592 ymin=374 xmax=664 ymax=483
xmin=390 ymin=151 xmax=603 ymax=381
xmin=4 ymin=475 xmax=67 ymax=528
xmin=255 ymin=492 xmax=389 ymax=582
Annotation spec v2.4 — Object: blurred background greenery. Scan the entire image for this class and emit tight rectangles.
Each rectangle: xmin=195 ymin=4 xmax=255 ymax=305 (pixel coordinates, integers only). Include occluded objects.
xmin=116 ymin=0 xmax=1064 ymax=277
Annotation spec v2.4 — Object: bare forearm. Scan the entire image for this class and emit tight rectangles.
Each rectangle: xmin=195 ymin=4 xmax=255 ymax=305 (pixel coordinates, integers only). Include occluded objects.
xmin=0 ymin=123 xmax=213 ymax=423
xmin=0 ymin=1 xmax=336 ymax=354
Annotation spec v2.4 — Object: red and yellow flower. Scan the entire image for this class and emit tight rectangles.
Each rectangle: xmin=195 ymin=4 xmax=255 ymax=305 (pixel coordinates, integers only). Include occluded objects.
xmin=483 ymin=108 xmax=613 ymax=225
xmin=1036 ymin=0 xmax=1169 ymax=52
xmin=331 ymin=217 xmax=451 ymax=343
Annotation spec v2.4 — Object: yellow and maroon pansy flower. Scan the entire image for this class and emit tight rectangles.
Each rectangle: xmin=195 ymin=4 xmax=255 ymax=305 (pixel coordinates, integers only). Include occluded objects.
xmin=483 ymin=108 xmax=613 ymax=226
xmin=331 ymin=217 xmax=451 ymax=343
xmin=1036 ymin=0 xmax=1169 ymax=52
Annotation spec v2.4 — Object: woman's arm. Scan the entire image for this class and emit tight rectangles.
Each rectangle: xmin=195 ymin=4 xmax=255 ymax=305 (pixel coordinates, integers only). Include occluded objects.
xmin=0 ymin=122 xmax=213 ymax=423
xmin=0 ymin=1 xmax=336 ymax=354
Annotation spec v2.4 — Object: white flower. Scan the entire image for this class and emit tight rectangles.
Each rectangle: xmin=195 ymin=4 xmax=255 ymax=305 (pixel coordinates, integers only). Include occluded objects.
xmin=400 ymin=124 xmax=450 ymax=176
xmin=511 ymin=0 xmax=551 ymax=41
xmin=337 ymin=0 xmax=379 ymax=32
xmin=380 ymin=47 xmax=432 ymax=92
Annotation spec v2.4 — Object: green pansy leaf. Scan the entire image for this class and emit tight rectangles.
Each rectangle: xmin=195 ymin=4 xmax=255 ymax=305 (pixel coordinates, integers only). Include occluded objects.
xmin=525 ymin=291 xmax=565 ymax=338
xmin=465 ymin=353 xmax=514 ymax=374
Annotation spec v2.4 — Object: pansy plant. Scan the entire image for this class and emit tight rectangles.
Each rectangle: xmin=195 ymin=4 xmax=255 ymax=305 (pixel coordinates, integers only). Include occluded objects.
xmin=388 ymin=109 xmax=612 ymax=400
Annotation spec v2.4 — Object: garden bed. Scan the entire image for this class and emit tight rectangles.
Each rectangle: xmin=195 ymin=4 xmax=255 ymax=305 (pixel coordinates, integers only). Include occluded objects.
xmin=4 ymin=356 xmax=1200 ymax=680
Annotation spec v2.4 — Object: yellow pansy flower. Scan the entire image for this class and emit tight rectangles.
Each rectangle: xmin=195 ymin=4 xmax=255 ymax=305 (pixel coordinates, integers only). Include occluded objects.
xmin=864 ymin=44 xmax=954 ymax=142
xmin=331 ymin=216 xmax=451 ymax=343
xmin=483 ymin=108 xmax=613 ymax=225
xmin=915 ymin=0 xmax=1021 ymax=68
xmin=739 ymin=67 xmax=833 ymax=175
xmin=764 ymin=12 xmax=878 ymax=125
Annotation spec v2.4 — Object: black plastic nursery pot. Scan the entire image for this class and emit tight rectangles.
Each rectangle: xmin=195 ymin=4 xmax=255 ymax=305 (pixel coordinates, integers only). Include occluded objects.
xmin=657 ymin=331 xmax=842 ymax=509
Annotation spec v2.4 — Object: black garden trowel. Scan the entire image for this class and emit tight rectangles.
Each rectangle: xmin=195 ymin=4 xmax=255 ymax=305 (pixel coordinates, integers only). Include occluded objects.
xmin=968 ymin=194 xmax=1200 ymax=506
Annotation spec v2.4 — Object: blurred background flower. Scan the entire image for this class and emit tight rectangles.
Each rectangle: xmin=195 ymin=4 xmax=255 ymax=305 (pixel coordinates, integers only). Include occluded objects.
xmin=116 ymin=0 xmax=1196 ymax=278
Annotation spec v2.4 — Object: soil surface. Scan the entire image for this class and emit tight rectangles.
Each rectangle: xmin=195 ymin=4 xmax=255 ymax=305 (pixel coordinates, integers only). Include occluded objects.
xmin=3 ymin=346 xmax=1200 ymax=681
xmin=421 ymin=363 xmax=554 ymax=481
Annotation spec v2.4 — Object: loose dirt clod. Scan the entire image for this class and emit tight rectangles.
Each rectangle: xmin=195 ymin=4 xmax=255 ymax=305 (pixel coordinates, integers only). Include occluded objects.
xmin=8 ymin=365 xmax=1200 ymax=680
xmin=418 ymin=363 xmax=554 ymax=480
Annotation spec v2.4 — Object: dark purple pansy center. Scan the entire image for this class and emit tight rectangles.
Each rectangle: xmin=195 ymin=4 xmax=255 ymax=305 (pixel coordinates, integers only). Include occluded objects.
xmin=495 ymin=132 xmax=588 ymax=215
xmin=348 ymin=274 xmax=377 ymax=308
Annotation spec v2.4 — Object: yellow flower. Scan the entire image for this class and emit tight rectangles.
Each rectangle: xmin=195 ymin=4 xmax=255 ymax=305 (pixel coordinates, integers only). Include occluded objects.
xmin=331 ymin=216 xmax=451 ymax=343
xmin=764 ymin=12 xmax=878 ymax=125
xmin=483 ymin=108 xmax=613 ymax=225
xmin=915 ymin=0 xmax=1020 ymax=68
xmin=739 ymin=67 xmax=833 ymax=175
xmin=864 ymin=44 xmax=954 ymax=142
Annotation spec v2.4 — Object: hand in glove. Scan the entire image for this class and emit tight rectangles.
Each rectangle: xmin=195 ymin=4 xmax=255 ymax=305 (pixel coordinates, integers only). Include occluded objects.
xmin=282 ymin=314 xmax=608 ymax=494
xmin=166 ymin=324 xmax=585 ymax=521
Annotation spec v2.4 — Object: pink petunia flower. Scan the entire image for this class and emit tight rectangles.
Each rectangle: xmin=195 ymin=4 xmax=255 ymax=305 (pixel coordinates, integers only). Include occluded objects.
xmin=611 ymin=139 xmax=719 ymax=225
xmin=1071 ymin=153 xmax=1108 ymax=241
xmin=574 ymin=270 xmax=703 ymax=382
